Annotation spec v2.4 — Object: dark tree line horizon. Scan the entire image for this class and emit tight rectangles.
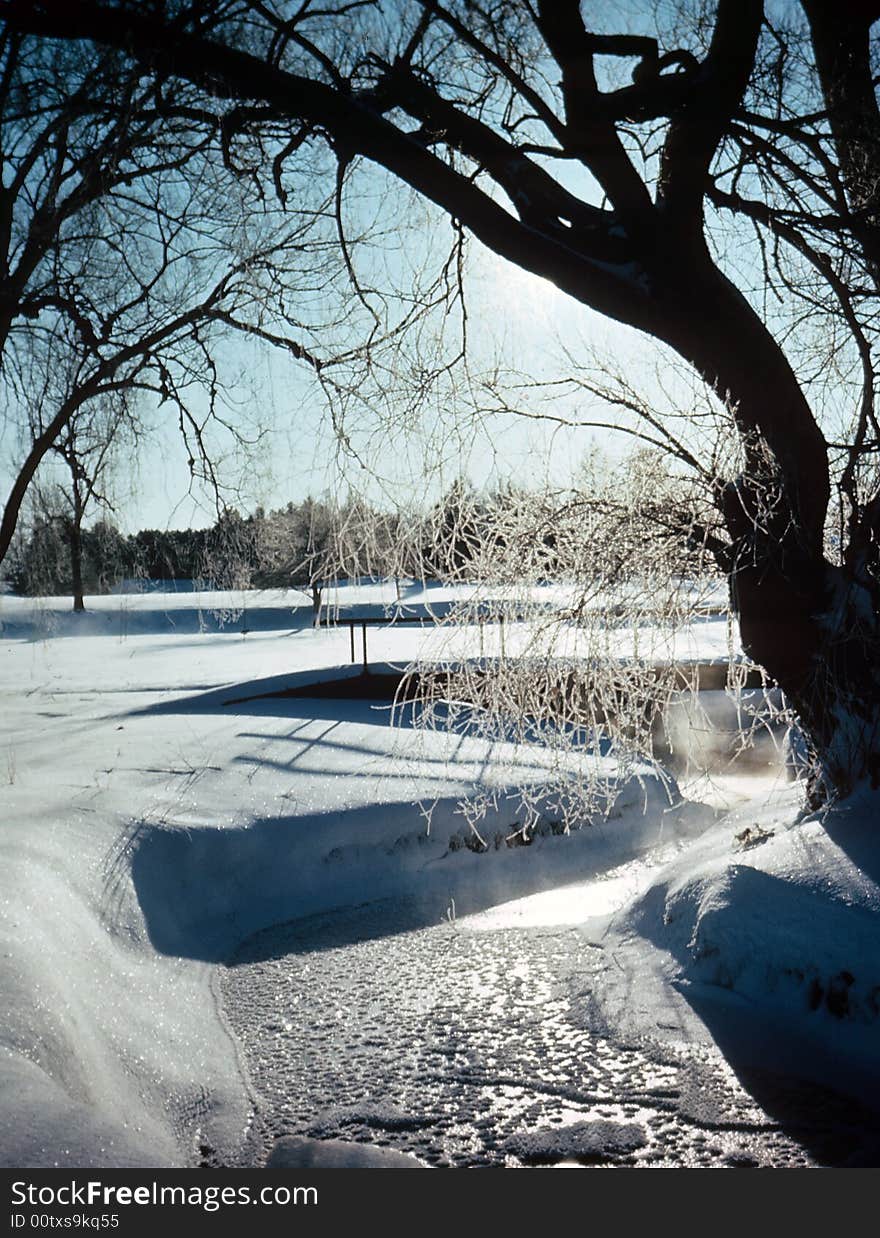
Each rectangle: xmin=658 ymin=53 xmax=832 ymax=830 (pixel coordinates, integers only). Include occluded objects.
xmin=5 ymin=465 xmax=707 ymax=605
xmin=5 ymin=495 xmax=404 ymax=599
xmin=0 ymin=484 xmax=526 ymax=601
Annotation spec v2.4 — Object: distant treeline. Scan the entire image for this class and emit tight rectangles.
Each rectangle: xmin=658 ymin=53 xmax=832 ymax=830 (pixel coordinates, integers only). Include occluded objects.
xmin=5 ymin=498 xmax=384 ymax=597
xmin=3 ymin=485 xmax=496 ymax=598
xmin=4 ymin=467 xmax=709 ymax=602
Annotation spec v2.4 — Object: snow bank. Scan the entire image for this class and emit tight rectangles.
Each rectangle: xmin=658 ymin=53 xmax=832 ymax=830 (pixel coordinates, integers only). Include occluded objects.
xmin=590 ymin=784 xmax=880 ymax=1108
xmin=127 ymin=765 xmax=680 ymax=966
xmin=0 ymin=807 xmax=250 ymax=1168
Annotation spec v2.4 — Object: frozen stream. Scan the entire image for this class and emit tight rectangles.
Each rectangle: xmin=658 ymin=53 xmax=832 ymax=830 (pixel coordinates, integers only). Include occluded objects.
xmin=221 ymin=847 xmax=880 ymax=1169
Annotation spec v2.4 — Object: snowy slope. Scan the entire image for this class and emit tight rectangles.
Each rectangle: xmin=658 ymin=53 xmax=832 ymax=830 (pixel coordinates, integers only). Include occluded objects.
xmin=0 ymin=589 xmax=687 ymax=1168
xmin=584 ymin=785 xmax=880 ymax=1115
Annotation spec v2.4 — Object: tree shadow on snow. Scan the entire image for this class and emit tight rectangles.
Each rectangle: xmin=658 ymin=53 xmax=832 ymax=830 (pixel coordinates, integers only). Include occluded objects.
xmin=631 ymin=866 xmax=880 ymax=1166
xmin=672 ymin=982 xmax=880 ymax=1166
xmin=125 ymin=669 xmax=415 ymax=727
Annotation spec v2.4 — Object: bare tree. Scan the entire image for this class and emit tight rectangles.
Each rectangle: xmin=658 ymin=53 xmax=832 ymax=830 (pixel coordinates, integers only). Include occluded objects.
xmin=251 ymin=496 xmax=326 ymax=621
xmin=44 ymin=395 xmax=133 ymax=610
xmin=258 ymin=495 xmax=397 ymax=623
xmin=5 ymin=0 xmax=880 ymax=804
xmin=0 ymin=19 xmax=363 ymax=574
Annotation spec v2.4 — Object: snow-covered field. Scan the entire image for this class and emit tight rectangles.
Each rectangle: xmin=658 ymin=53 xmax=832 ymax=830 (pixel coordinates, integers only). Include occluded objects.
xmin=2 ymin=585 xmax=879 ymax=1168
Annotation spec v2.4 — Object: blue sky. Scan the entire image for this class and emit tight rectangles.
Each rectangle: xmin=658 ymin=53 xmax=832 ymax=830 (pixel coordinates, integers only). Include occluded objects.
xmin=3 ymin=237 xmax=665 ymax=535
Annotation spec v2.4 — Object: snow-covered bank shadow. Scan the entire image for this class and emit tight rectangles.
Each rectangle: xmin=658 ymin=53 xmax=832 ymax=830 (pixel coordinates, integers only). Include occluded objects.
xmin=129 ymin=674 xmax=406 ymax=725
xmin=127 ymin=784 xmax=691 ymax=966
xmin=127 ymin=804 xmax=454 ymax=962
xmin=666 ymin=985 xmax=880 ymax=1165
xmin=585 ymin=799 xmax=880 ymax=1165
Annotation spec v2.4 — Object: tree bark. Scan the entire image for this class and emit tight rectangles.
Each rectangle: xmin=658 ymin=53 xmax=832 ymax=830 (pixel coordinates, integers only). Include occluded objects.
xmin=625 ymin=252 xmax=880 ymax=802
xmin=69 ymin=516 xmax=85 ymax=612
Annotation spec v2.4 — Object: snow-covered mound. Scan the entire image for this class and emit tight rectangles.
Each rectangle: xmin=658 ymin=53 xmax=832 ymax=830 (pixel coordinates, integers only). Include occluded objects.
xmin=590 ymin=784 xmax=880 ymax=1108
xmin=128 ymin=763 xmax=679 ymax=967
xmin=266 ymin=1136 xmax=427 ymax=1168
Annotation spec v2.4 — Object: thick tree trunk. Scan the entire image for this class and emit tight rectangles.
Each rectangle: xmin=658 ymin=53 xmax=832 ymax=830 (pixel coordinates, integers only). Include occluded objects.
xmin=773 ymin=565 xmax=880 ymax=804
xmin=640 ymin=256 xmax=880 ymax=803
xmin=729 ymin=548 xmax=880 ymax=804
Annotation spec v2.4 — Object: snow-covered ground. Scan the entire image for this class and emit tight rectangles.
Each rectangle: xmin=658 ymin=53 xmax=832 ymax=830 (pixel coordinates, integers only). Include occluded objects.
xmin=2 ymin=585 xmax=878 ymax=1168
